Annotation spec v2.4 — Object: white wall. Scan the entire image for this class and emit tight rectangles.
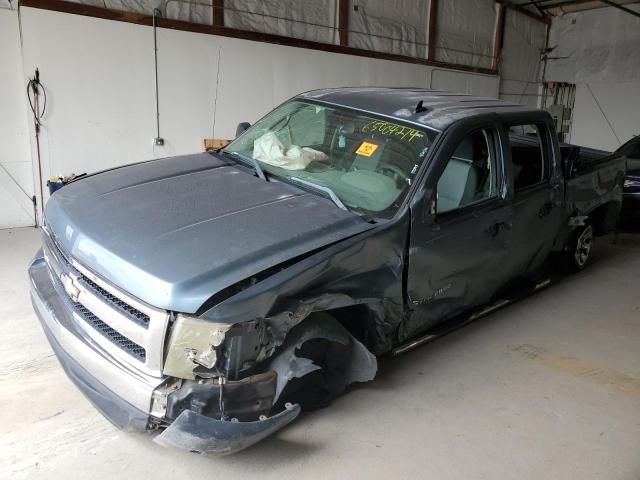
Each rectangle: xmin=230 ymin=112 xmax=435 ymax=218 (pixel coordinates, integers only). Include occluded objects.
xmin=0 ymin=8 xmax=35 ymax=228
xmin=348 ymin=0 xmax=429 ymax=58
xmin=435 ymin=0 xmax=496 ymax=70
xmin=547 ymin=5 xmax=640 ymax=151
xmin=570 ymin=82 xmax=640 ymax=152
xmin=498 ymin=10 xmax=547 ymax=108
xmin=16 ymin=6 xmax=500 ymax=226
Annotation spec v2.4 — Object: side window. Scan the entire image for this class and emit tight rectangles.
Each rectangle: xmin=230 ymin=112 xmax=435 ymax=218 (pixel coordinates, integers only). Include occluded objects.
xmin=508 ymin=124 xmax=548 ymax=191
xmin=437 ymin=129 xmax=498 ymax=214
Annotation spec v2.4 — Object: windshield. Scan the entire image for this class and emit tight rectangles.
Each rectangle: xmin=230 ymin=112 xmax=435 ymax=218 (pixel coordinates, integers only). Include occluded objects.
xmin=224 ymin=100 xmax=438 ymax=218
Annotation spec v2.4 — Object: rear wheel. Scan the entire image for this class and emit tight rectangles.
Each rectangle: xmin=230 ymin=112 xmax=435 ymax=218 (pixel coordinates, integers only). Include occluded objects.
xmin=567 ymin=224 xmax=594 ymax=271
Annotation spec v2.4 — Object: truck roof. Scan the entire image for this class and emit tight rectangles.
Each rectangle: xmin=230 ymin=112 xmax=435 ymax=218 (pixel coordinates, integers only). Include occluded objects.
xmin=299 ymin=87 xmax=537 ymax=131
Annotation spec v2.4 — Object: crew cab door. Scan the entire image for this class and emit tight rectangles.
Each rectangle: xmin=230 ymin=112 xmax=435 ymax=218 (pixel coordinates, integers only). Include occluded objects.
xmin=405 ymin=118 xmax=513 ymax=335
xmin=499 ymin=117 xmax=564 ymax=275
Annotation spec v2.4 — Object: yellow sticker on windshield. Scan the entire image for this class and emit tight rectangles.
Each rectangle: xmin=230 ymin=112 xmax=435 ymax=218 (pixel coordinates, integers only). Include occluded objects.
xmin=356 ymin=141 xmax=379 ymax=157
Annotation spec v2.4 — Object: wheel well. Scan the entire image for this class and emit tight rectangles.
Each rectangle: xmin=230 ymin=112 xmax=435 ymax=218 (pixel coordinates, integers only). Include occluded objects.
xmin=325 ymin=304 xmax=378 ymax=352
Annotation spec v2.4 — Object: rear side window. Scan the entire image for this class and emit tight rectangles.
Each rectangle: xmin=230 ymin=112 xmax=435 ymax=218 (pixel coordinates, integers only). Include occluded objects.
xmin=508 ymin=124 xmax=548 ymax=191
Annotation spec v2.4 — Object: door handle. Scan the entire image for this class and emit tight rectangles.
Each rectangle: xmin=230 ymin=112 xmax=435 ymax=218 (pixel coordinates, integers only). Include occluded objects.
xmin=538 ymin=202 xmax=553 ymax=218
xmin=485 ymin=221 xmax=507 ymax=236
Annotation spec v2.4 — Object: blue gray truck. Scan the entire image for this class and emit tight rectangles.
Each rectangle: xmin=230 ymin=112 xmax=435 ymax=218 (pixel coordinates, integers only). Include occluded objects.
xmin=29 ymin=88 xmax=625 ymax=455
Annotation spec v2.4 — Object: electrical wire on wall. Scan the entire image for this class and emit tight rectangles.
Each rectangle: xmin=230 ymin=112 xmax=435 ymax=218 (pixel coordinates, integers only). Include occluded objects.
xmin=152 ymin=8 xmax=164 ymax=147
xmin=27 ymin=68 xmax=46 ymax=225
xmin=211 ymin=46 xmax=222 ymax=139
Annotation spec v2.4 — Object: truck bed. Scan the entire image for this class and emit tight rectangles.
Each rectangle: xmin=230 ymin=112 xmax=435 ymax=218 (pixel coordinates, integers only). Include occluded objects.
xmin=510 ymin=134 xmax=623 ymax=233
xmin=558 ymin=141 xmax=611 ymax=178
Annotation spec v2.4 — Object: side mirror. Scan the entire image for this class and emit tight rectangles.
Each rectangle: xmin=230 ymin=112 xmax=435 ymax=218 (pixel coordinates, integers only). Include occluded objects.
xmin=236 ymin=122 xmax=251 ymax=138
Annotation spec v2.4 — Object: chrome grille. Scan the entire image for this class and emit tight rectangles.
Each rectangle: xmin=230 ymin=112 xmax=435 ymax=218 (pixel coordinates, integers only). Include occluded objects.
xmin=43 ymin=228 xmax=169 ymax=375
xmin=48 ymin=235 xmax=151 ymax=328
xmin=78 ymin=276 xmax=151 ymax=328
xmin=51 ymin=271 xmax=147 ymax=362
xmin=75 ymin=303 xmax=147 ymax=362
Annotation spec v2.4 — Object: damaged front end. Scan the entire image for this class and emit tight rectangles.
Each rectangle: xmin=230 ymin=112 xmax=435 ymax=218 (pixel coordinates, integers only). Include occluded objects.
xmin=31 ymin=198 xmax=405 ymax=456
xmin=30 ymin=242 xmax=381 ymax=457
xmin=152 ymin=312 xmax=377 ymax=455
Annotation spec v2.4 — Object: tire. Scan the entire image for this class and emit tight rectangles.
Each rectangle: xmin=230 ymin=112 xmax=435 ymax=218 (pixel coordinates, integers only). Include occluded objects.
xmin=566 ymin=224 xmax=594 ymax=272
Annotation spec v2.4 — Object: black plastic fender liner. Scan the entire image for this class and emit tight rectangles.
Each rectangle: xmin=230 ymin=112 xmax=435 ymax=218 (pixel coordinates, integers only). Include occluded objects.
xmin=153 ymin=403 xmax=301 ymax=455
xmin=269 ymin=313 xmax=378 ymax=404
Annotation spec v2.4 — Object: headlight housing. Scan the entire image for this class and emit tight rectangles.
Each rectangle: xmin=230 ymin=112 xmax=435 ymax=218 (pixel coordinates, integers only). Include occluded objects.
xmin=163 ymin=314 xmax=230 ymax=380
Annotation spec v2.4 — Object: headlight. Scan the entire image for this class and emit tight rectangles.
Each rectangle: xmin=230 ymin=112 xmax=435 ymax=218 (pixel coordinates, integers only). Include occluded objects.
xmin=163 ymin=314 xmax=230 ymax=380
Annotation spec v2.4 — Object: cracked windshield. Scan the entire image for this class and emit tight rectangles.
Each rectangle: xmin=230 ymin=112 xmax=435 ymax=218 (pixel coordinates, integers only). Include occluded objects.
xmin=224 ymin=100 xmax=438 ymax=217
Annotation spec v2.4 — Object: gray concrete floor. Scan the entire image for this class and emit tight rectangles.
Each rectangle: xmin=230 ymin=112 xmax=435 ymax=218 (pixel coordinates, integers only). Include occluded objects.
xmin=1 ymin=226 xmax=639 ymax=479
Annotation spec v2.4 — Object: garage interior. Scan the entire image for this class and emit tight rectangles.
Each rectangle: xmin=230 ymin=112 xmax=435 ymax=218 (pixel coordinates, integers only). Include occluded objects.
xmin=1 ymin=0 xmax=639 ymax=477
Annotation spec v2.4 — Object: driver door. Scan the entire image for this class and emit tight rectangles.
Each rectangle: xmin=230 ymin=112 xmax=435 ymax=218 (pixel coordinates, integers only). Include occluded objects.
xmin=406 ymin=122 xmax=513 ymax=335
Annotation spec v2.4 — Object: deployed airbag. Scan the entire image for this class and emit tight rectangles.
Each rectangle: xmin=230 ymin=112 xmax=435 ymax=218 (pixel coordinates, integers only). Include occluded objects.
xmin=253 ymin=131 xmax=328 ymax=170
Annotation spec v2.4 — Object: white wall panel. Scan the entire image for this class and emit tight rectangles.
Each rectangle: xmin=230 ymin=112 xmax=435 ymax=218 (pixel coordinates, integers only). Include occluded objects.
xmin=225 ymin=0 xmax=337 ymax=44
xmin=0 ymin=9 xmax=35 ymax=228
xmin=435 ymin=0 xmax=495 ymax=69
xmin=546 ymin=6 xmax=640 ymax=150
xmin=348 ymin=0 xmax=429 ymax=58
xmin=569 ymin=82 xmax=640 ymax=152
xmin=66 ymin=0 xmax=212 ymax=25
xmin=498 ymin=9 xmax=546 ymax=108
xmin=547 ymin=4 xmax=640 ymax=84
xmin=430 ymin=68 xmax=498 ymax=97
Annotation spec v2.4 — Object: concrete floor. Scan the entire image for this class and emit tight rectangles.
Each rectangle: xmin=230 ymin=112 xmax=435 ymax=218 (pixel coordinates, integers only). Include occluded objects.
xmin=1 ymin=227 xmax=639 ymax=479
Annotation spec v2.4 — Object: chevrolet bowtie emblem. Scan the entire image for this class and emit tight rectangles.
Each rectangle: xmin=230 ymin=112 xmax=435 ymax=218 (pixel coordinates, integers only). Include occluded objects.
xmin=60 ymin=272 xmax=81 ymax=302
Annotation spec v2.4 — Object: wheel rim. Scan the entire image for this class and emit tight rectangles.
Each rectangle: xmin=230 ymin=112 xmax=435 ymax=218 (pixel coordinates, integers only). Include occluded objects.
xmin=574 ymin=226 xmax=593 ymax=267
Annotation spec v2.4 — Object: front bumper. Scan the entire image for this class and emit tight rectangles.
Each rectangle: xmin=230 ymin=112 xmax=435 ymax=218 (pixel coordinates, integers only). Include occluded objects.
xmin=29 ymin=250 xmax=301 ymax=454
xmin=29 ymin=252 xmax=163 ymax=431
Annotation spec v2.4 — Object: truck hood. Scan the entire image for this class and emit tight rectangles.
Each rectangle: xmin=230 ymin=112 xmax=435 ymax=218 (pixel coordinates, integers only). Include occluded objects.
xmin=45 ymin=153 xmax=373 ymax=313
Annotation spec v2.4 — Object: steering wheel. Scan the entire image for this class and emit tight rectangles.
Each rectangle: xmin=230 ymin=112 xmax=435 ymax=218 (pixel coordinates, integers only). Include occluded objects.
xmin=376 ymin=162 xmax=408 ymax=188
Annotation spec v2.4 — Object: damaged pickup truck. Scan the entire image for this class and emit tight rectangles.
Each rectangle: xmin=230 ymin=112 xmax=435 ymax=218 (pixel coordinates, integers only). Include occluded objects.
xmin=29 ymin=88 xmax=625 ymax=455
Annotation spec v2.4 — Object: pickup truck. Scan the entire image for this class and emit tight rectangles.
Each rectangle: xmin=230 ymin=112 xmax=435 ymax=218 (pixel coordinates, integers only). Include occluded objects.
xmin=29 ymin=88 xmax=625 ymax=455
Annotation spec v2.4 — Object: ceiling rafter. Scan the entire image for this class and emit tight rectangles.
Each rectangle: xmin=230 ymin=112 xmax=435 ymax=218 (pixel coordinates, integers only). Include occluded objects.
xmin=511 ymin=0 xmax=640 ymax=16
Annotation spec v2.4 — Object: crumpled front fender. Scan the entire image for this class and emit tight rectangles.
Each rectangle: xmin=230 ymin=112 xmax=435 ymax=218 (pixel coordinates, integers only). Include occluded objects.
xmin=153 ymin=403 xmax=301 ymax=456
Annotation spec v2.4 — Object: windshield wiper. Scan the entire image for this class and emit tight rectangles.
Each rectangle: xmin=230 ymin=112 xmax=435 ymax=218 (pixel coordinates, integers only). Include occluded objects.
xmin=224 ymin=151 xmax=267 ymax=182
xmin=287 ymin=177 xmax=347 ymax=211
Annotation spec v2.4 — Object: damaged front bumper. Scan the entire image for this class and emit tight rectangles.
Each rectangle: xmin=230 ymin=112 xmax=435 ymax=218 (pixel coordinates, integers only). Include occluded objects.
xmin=154 ymin=403 xmax=301 ymax=455
xmin=30 ymin=252 xmax=163 ymax=431
xmin=29 ymin=252 xmax=302 ymax=455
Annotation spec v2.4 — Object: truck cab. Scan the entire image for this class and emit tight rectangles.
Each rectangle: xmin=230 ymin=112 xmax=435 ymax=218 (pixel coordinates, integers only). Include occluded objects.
xmin=406 ymin=111 xmax=565 ymax=333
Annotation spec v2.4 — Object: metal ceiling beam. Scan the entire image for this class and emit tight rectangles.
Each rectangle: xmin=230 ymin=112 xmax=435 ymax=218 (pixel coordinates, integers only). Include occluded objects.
xmin=338 ymin=0 xmax=349 ymax=46
xmin=427 ymin=0 xmax=438 ymax=60
xmin=514 ymin=0 xmax=640 ymax=15
xmin=599 ymin=0 xmax=640 ymax=18
xmin=512 ymin=0 xmax=595 ymax=10
xmin=211 ymin=0 xmax=223 ymax=27
xmin=496 ymin=0 xmax=551 ymax=23
xmin=491 ymin=2 xmax=506 ymax=70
